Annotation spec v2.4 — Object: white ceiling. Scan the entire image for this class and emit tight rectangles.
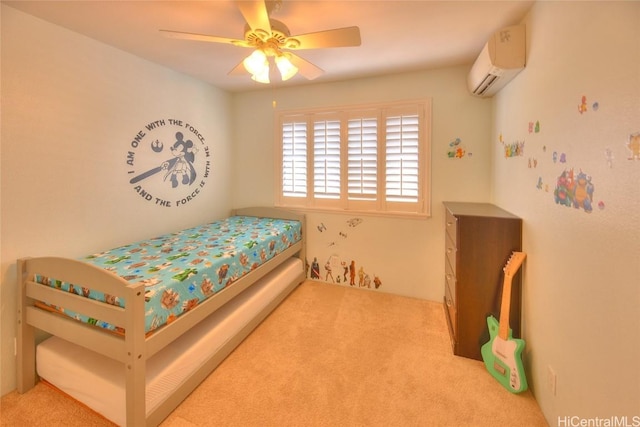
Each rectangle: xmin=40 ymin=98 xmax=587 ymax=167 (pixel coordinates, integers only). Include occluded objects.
xmin=3 ymin=0 xmax=534 ymax=92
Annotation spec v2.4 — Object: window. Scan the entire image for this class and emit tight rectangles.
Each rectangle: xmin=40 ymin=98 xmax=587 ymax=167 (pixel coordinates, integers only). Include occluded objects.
xmin=276 ymin=100 xmax=431 ymax=217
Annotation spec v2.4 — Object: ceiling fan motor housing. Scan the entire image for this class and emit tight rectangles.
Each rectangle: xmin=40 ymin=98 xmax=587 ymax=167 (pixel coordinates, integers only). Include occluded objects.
xmin=244 ymin=19 xmax=300 ymax=54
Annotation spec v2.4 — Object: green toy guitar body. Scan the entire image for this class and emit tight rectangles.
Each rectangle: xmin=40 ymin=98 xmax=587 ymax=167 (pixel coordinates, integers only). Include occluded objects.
xmin=481 ymin=315 xmax=528 ymax=393
xmin=481 ymin=251 xmax=528 ymax=393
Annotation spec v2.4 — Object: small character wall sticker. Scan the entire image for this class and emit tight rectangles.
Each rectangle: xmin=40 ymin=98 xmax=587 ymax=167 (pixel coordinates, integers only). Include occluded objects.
xmin=504 ymin=140 xmax=525 ymax=158
xmin=604 ymin=147 xmax=614 ymax=168
xmin=310 ymin=257 xmax=320 ymax=279
xmin=447 ymin=137 xmax=468 ymax=158
xmin=577 ymin=95 xmax=599 ymax=115
xmin=627 ymin=132 xmax=640 ymax=160
xmin=346 ymin=218 xmax=363 ymax=227
xmin=578 ymin=96 xmax=588 ymax=114
xmin=536 ymin=176 xmax=549 ymax=192
xmin=528 ymin=121 xmax=541 ymax=134
xmin=553 ymin=152 xmax=568 ymax=164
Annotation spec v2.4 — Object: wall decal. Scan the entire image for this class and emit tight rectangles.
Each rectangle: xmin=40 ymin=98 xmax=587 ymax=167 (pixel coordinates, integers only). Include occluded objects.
xmin=604 ymin=147 xmax=614 ymax=168
xmin=553 ymin=168 xmax=595 ymax=213
xmin=126 ymin=119 xmax=211 ymax=207
xmin=528 ymin=121 xmax=540 ymax=134
xmin=504 ymin=140 xmax=525 ymax=158
xmin=307 ymin=254 xmax=383 ymax=290
xmin=447 ymin=137 xmax=469 ymax=158
xmin=536 ymin=177 xmax=550 ymax=192
xmin=346 ymin=218 xmax=363 ymax=227
xmin=627 ymin=132 xmax=640 ymax=160
xmin=553 ymin=152 xmax=567 ymax=163
xmin=310 ymin=257 xmax=320 ymax=279
xmin=578 ymin=95 xmax=588 ymax=114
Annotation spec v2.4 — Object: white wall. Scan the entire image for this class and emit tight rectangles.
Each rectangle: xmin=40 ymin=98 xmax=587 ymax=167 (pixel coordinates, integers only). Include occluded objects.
xmin=0 ymin=6 xmax=233 ymax=395
xmin=232 ymin=67 xmax=494 ymax=300
xmin=492 ymin=1 xmax=640 ymax=422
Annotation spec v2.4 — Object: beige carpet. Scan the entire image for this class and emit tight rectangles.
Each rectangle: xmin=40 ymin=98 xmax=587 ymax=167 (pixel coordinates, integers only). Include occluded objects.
xmin=1 ymin=281 xmax=548 ymax=426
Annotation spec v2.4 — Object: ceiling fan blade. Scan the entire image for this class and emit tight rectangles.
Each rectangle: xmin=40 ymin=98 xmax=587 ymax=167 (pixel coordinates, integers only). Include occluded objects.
xmin=228 ymin=58 xmax=248 ymax=76
xmin=160 ymin=29 xmax=250 ymax=47
xmin=235 ymin=0 xmax=271 ymax=34
xmin=286 ymin=26 xmax=361 ymax=50
xmin=287 ymin=53 xmax=324 ymax=80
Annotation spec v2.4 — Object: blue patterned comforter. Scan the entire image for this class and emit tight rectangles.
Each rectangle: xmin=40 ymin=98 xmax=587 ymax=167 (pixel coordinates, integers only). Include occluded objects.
xmin=36 ymin=216 xmax=302 ymax=335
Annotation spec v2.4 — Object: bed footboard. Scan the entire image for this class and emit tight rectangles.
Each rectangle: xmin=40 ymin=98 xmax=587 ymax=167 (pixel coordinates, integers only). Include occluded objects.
xmin=17 ymin=256 xmax=148 ymax=426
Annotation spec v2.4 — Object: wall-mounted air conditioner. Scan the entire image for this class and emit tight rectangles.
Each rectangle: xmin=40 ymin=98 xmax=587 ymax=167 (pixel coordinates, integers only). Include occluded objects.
xmin=468 ymin=24 xmax=526 ymax=97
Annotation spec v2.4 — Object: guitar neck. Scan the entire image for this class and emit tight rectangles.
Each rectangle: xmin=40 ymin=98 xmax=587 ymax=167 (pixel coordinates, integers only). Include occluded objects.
xmin=498 ymin=274 xmax=514 ymax=340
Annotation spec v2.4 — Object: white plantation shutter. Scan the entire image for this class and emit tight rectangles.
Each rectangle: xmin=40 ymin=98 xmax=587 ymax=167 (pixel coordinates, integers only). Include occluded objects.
xmin=282 ymin=121 xmax=307 ymax=197
xmin=385 ymin=113 xmax=420 ymax=203
xmin=276 ymin=100 xmax=431 ymax=217
xmin=313 ymin=119 xmax=341 ymax=199
xmin=348 ymin=117 xmax=378 ymax=201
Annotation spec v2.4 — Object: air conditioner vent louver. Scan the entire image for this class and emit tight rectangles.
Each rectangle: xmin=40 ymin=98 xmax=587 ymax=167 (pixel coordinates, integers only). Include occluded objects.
xmin=473 ymin=73 xmax=499 ymax=96
xmin=468 ymin=25 xmax=526 ymax=97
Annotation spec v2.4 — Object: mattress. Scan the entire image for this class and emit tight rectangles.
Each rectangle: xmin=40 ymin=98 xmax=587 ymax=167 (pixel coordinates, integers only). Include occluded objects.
xmin=35 ymin=215 xmax=302 ymax=335
xmin=36 ymin=257 xmax=302 ymax=426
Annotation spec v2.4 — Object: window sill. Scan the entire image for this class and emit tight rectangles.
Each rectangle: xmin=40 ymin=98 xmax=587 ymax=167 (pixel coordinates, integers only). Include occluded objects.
xmin=275 ymin=204 xmax=431 ymax=220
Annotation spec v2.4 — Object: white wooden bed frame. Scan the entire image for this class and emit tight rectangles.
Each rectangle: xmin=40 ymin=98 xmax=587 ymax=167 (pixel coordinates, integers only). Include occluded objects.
xmin=16 ymin=207 xmax=306 ymax=426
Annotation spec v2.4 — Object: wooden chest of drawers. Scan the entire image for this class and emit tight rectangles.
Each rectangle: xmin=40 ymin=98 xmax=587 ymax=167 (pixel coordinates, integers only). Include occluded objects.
xmin=442 ymin=202 xmax=523 ymax=360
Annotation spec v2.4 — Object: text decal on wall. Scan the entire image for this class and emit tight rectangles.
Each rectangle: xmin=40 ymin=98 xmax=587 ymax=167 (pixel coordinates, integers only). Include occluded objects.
xmin=126 ymin=119 xmax=211 ymax=207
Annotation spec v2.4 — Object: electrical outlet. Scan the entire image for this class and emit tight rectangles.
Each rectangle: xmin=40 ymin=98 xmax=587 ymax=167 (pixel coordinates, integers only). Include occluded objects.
xmin=547 ymin=366 xmax=557 ymax=396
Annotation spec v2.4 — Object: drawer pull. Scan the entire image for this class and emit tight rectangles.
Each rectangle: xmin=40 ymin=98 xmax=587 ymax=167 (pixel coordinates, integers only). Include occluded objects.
xmin=446 ymin=273 xmax=453 ymax=281
xmin=446 ymin=247 xmax=453 ymax=254
xmin=446 ymin=297 xmax=453 ymax=307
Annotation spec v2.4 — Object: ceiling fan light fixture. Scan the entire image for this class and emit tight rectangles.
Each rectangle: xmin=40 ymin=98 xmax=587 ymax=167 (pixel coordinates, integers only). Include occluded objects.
xmin=251 ymin=66 xmax=270 ymax=84
xmin=243 ymin=49 xmax=268 ymax=76
xmin=275 ymin=55 xmax=298 ymax=81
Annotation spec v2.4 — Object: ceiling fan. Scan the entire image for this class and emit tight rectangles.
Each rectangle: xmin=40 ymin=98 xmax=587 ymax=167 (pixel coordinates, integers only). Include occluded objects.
xmin=160 ymin=0 xmax=362 ymax=84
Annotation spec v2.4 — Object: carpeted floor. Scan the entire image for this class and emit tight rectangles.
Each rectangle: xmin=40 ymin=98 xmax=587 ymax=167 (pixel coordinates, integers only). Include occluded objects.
xmin=1 ymin=280 xmax=549 ymax=426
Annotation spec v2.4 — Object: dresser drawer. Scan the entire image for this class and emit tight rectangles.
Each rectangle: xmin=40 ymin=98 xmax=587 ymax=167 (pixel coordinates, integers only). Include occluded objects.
xmin=445 ymin=232 xmax=457 ymax=273
xmin=445 ymin=208 xmax=458 ymax=242
xmin=445 ymin=256 xmax=456 ymax=303
xmin=444 ymin=283 xmax=456 ymax=337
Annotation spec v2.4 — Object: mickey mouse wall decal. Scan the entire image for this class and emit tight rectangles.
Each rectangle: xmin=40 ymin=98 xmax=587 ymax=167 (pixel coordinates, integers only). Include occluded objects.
xmin=126 ymin=119 xmax=211 ymax=207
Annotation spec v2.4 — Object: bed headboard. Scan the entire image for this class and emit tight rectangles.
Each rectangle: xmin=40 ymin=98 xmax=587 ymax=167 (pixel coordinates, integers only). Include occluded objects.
xmin=232 ymin=206 xmax=303 ymax=223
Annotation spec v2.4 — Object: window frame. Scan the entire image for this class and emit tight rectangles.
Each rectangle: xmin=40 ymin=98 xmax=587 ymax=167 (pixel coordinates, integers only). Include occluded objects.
xmin=275 ymin=99 xmax=432 ymax=218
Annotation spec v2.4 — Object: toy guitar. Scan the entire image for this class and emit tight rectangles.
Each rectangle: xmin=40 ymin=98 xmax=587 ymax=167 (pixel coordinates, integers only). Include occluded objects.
xmin=481 ymin=251 xmax=528 ymax=393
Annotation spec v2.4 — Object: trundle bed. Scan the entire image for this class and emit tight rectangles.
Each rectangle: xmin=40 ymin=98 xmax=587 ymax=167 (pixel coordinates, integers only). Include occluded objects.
xmin=16 ymin=207 xmax=306 ymax=426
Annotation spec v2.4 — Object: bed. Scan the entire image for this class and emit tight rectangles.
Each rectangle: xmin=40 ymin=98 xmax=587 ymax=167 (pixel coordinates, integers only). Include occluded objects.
xmin=16 ymin=207 xmax=306 ymax=426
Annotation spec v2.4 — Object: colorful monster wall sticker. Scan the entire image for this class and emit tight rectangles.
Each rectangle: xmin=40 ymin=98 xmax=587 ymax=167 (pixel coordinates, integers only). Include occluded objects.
xmin=307 ymin=218 xmax=383 ymax=290
xmin=553 ymin=168 xmax=596 ymax=212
